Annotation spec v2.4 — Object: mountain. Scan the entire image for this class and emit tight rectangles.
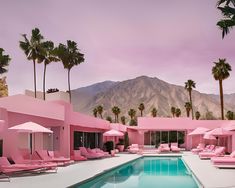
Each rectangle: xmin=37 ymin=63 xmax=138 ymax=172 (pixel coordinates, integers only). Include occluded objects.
xmin=71 ymin=76 xmax=235 ymax=120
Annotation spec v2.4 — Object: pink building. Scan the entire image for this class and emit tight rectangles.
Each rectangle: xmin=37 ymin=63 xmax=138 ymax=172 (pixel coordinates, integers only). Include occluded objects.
xmin=0 ymin=95 xmax=111 ymax=158
xmin=128 ymin=117 xmax=235 ymax=152
xmin=0 ymin=94 xmax=234 ymax=159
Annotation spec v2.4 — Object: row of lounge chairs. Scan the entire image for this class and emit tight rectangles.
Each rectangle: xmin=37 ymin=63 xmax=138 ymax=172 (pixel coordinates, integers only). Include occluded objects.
xmin=191 ymin=143 xmax=235 ymax=168
xmin=0 ymin=147 xmax=111 ymax=181
xmin=127 ymin=143 xmax=182 ymax=154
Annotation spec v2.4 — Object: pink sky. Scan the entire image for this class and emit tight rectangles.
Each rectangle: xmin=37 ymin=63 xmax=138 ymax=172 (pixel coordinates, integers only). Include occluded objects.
xmin=0 ymin=0 xmax=235 ymax=95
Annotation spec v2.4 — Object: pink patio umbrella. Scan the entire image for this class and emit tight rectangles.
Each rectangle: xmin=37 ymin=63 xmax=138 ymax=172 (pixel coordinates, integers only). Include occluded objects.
xmin=203 ymin=132 xmax=216 ymax=140
xmin=103 ymin=129 xmax=124 ymax=150
xmin=188 ymin=127 xmax=210 ymax=143
xmin=204 ymin=127 xmax=232 ymax=146
xmin=9 ymin=122 xmax=53 ymax=154
xmin=224 ymin=124 xmax=235 ymax=131
xmin=188 ymin=127 xmax=210 ymax=136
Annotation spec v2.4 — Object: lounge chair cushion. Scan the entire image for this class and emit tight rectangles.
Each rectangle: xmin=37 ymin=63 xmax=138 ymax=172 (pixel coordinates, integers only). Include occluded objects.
xmin=230 ymin=151 xmax=235 ymax=158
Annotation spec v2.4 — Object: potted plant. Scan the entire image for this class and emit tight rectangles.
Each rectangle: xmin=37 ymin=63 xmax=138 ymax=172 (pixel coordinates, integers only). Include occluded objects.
xmin=104 ymin=141 xmax=114 ymax=154
xmin=117 ymin=138 xmax=124 ymax=152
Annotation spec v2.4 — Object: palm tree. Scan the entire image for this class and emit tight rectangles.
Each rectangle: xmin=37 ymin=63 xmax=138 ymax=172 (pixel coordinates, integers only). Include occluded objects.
xmin=175 ymin=108 xmax=181 ymax=117
xmin=97 ymin=105 xmax=103 ymax=119
xmin=217 ymin=0 xmax=235 ymax=38
xmin=151 ymin=107 xmax=157 ymax=117
xmin=41 ymin=41 xmax=59 ymax=100
xmin=93 ymin=107 xmax=98 ymax=117
xmin=184 ymin=102 xmax=192 ymax=118
xmin=56 ymin=40 xmax=84 ymax=103
xmin=121 ymin=116 xmax=126 ymax=125
xmin=212 ymin=59 xmax=232 ymax=120
xmin=112 ymin=106 xmax=121 ymax=123
xmin=195 ymin=111 xmax=201 ymax=120
xmin=128 ymin=109 xmax=136 ymax=120
xmin=185 ymin=80 xmax=196 ymax=119
xmin=138 ymin=103 xmax=145 ymax=117
xmin=106 ymin=116 xmax=112 ymax=123
xmin=171 ymin=106 xmax=176 ymax=117
xmin=19 ymin=28 xmax=44 ymax=98
xmin=226 ymin=110 xmax=234 ymax=120
xmin=0 ymin=48 xmax=11 ymax=75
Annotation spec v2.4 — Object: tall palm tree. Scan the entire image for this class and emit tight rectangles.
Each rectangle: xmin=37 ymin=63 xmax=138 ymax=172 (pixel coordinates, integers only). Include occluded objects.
xmin=19 ymin=28 xmax=44 ymax=98
xmin=217 ymin=0 xmax=235 ymax=38
xmin=175 ymin=108 xmax=181 ymax=117
xmin=56 ymin=40 xmax=84 ymax=103
xmin=138 ymin=103 xmax=145 ymax=117
xmin=151 ymin=107 xmax=157 ymax=117
xmin=121 ymin=116 xmax=126 ymax=125
xmin=171 ymin=106 xmax=176 ymax=117
xmin=41 ymin=41 xmax=59 ymax=100
xmin=212 ymin=59 xmax=232 ymax=120
xmin=226 ymin=110 xmax=234 ymax=120
xmin=195 ymin=111 xmax=201 ymax=120
xmin=184 ymin=102 xmax=192 ymax=118
xmin=93 ymin=107 xmax=98 ymax=117
xmin=112 ymin=106 xmax=121 ymax=123
xmin=185 ymin=80 xmax=196 ymax=119
xmin=0 ymin=48 xmax=11 ymax=75
xmin=128 ymin=109 xmax=136 ymax=120
xmin=97 ymin=105 xmax=103 ymax=119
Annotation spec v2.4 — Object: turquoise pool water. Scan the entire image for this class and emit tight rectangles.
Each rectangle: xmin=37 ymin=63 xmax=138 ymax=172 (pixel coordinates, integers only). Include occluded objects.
xmin=75 ymin=157 xmax=199 ymax=188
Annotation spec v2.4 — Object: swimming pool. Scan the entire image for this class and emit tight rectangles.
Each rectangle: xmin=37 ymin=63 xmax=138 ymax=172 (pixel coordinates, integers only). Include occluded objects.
xmin=74 ymin=157 xmax=200 ymax=188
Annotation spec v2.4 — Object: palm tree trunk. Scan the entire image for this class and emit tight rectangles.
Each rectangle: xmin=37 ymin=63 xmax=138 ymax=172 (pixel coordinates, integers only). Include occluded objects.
xmin=68 ymin=68 xmax=71 ymax=103
xmin=189 ymin=91 xmax=194 ymax=119
xmin=33 ymin=60 xmax=37 ymax=98
xmin=43 ymin=63 xmax=47 ymax=100
xmin=117 ymin=114 xmax=119 ymax=123
xmin=186 ymin=110 xmax=190 ymax=117
xmin=141 ymin=111 xmax=143 ymax=117
xmin=219 ymin=79 xmax=224 ymax=120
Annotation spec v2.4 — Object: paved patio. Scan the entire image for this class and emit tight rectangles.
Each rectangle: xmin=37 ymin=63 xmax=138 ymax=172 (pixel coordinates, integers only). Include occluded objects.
xmin=1 ymin=152 xmax=235 ymax=188
xmin=182 ymin=152 xmax=235 ymax=188
xmin=0 ymin=154 xmax=141 ymax=188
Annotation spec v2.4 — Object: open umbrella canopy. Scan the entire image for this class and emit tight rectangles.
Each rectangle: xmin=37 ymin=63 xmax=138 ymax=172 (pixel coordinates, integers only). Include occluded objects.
xmin=224 ymin=124 xmax=235 ymax=131
xmin=9 ymin=121 xmax=52 ymax=133
xmin=206 ymin=127 xmax=232 ymax=137
xmin=103 ymin=129 xmax=124 ymax=137
xmin=188 ymin=127 xmax=210 ymax=136
xmin=203 ymin=132 xmax=217 ymax=140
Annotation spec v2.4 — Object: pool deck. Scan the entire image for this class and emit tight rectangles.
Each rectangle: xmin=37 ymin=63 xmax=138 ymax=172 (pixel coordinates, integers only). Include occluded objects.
xmin=182 ymin=152 xmax=235 ymax=188
xmin=1 ymin=152 xmax=235 ymax=188
xmin=0 ymin=154 xmax=141 ymax=188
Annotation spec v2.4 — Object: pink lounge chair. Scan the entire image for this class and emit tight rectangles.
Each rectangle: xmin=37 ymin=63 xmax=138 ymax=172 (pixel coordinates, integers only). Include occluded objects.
xmin=0 ymin=157 xmax=49 ymax=179
xmin=170 ymin=143 xmax=181 ymax=152
xmin=128 ymin=144 xmax=140 ymax=154
xmin=203 ymin=145 xmax=216 ymax=152
xmin=211 ymin=151 xmax=235 ymax=168
xmin=36 ymin=150 xmax=73 ymax=166
xmin=199 ymin=146 xmax=225 ymax=159
xmin=92 ymin=148 xmax=111 ymax=157
xmin=48 ymin=151 xmax=74 ymax=165
xmin=79 ymin=147 xmax=103 ymax=159
xmin=71 ymin=150 xmax=87 ymax=161
xmin=11 ymin=155 xmax=58 ymax=172
xmin=191 ymin=143 xmax=205 ymax=154
xmin=158 ymin=144 xmax=170 ymax=152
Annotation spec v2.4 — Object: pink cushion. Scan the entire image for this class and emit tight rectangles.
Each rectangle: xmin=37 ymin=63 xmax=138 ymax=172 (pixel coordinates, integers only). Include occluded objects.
xmin=131 ymin=144 xmax=138 ymax=148
xmin=214 ymin=147 xmax=225 ymax=155
xmin=230 ymin=151 xmax=235 ymax=158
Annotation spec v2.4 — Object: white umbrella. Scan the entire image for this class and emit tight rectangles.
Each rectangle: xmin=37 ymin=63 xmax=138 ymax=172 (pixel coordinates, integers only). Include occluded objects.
xmin=9 ymin=122 xmax=53 ymax=154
